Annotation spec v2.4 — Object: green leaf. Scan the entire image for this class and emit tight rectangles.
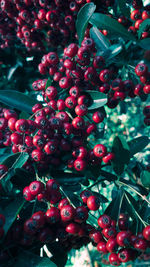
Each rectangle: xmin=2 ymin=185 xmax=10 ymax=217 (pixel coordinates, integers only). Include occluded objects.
xmin=2 ymin=152 xmax=29 ymax=169
xmin=138 ymin=19 xmax=150 ymax=39
xmin=0 ymin=90 xmax=36 ymax=113
xmin=105 ymin=189 xmax=124 ymax=221
xmin=128 ymin=136 xmax=149 ymax=156
xmin=89 ymin=26 xmax=110 ymax=52
xmin=138 ymin=38 xmax=150 ymax=49
xmin=87 ymin=90 xmax=107 ymax=110
xmin=3 ymin=197 xmax=25 ymax=235
xmin=118 ymin=0 xmax=130 ymax=18
xmin=141 ymin=170 xmax=150 ymax=188
xmin=45 ymin=78 xmax=52 ymax=89
xmin=19 ymin=111 xmax=30 ymax=119
xmin=14 ymin=251 xmax=57 ymax=267
xmin=89 ymin=13 xmax=136 ymax=41
xmin=112 ymin=135 xmax=130 ymax=175
xmin=1 ymin=152 xmax=29 ymax=191
xmin=76 ymin=3 xmax=96 ymax=46
xmin=104 ymin=44 xmax=123 ymax=61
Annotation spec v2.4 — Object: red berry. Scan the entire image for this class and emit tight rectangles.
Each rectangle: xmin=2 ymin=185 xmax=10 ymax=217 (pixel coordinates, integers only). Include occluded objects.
xmin=60 ymin=205 xmax=75 ymax=222
xmin=87 ymin=195 xmax=100 ymax=211
xmin=31 ymin=211 xmax=45 ymax=229
xmin=143 ymin=225 xmax=150 ymax=241
xmin=92 ymin=111 xmax=104 ymax=123
xmin=75 ymin=206 xmax=88 ymax=223
xmin=23 ymin=186 xmax=35 ymax=201
xmin=89 ymin=230 xmax=103 ymax=243
xmin=93 ymin=144 xmax=107 ymax=158
xmin=80 ymin=190 xmax=92 ymax=204
xmin=134 ymin=238 xmax=147 ymax=251
xmin=109 ymin=253 xmax=121 ymax=266
xmin=143 ymin=85 xmax=150 ymax=94
xmin=102 ymin=153 xmax=115 ymax=164
xmin=118 ymin=248 xmax=132 ymax=263
xmin=74 ymin=159 xmax=87 ymax=171
xmin=65 ymin=222 xmax=80 ymax=235
xmin=135 ymin=63 xmax=148 ymax=76
xmin=116 ymin=231 xmax=131 ymax=247
xmin=58 ymin=198 xmax=70 ymax=210
xmin=106 ymin=238 xmax=118 ymax=252
xmin=102 ymin=227 xmax=117 ymax=239
xmin=45 ymin=207 xmax=60 ymax=224
xmin=29 ymin=181 xmax=44 ymax=196
xmin=98 ymin=214 xmax=111 ymax=228
xmin=72 ymin=116 xmax=85 ymax=129
xmin=97 ymin=241 xmax=108 ymax=253
xmin=99 ymin=69 xmax=111 ymax=82
xmin=75 ymin=104 xmax=88 ymax=116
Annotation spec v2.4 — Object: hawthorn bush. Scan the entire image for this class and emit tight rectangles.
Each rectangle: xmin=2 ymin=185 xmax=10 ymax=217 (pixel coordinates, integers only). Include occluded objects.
xmin=0 ymin=0 xmax=150 ymax=266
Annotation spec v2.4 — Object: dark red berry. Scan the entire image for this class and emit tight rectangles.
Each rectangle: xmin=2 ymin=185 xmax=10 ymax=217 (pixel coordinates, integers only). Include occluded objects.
xmin=87 ymin=196 xmax=100 ymax=211
xmin=98 ymin=214 xmax=111 ymax=228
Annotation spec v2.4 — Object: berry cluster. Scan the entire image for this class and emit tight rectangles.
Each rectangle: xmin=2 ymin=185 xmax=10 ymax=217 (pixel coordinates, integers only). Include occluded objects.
xmin=0 ymin=0 xmax=86 ymax=50
xmin=130 ymin=2 xmax=150 ymax=39
xmin=12 ymin=181 xmax=149 ymax=265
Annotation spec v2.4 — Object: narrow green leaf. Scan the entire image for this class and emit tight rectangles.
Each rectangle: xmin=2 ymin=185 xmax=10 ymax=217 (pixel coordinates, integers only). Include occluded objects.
xmin=45 ymin=78 xmax=52 ymax=89
xmin=141 ymin=170 xmax=150 ymax=188
xmin=138 ymin=38 xmax=150 ymax=49
xmin=89 ymin=26 xmax=110 ymax=52
xmin=76 ymin=3 xmax=96 ymax=46
xmin=112 ymin=135 xmax=130 ymax=175
xmin=87 ymin=90 xmax=107 ymax=110
xmin=105 ymin=189 xmax=124 ymax=221
xmin=138 ymin=19 xmax=150 ymax=39
xmin=118 ymin=0 xmax=130 ymax=18
xmin=89 ymin=13 xmax=136 ymax=41
xmin=15 ymin=251 xmax=57 ymax=267
xmin=104 ymin=44 xmax=123 ymax=61
xmin=3 ymin=197 xmax=25 ymax=235
xmin=0 ymin=90 xmax=36 ymax=113
xmin=1 ymin=152 xmax=29 ymax=191
xmin=2 ymin=152 xmax=29 ymax=169
xmin=128 ymin=136 xmax=149 ymax=156
xmin=19 ymin=111 xmax=30 ymax=119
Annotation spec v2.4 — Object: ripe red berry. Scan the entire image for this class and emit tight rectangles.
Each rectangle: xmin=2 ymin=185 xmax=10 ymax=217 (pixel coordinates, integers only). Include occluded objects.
xmin=89 ymin=230 xmax=103 ymax=243
xmin=46 ymin=179 xmax=59 ymax=192
xmin=135 ymin=63 xmax=148 ymax=76
xmin=109 ymin=253 xmax=121 ymax=266
xmin=143 ymin=225 xmax=150 ymax=241
xmin=143 ymin=85 xmax=150 ymax=94
xmin=72 ymin=117 xmax=85 ymax=129
xmin=106 ymin=237 xmax=118 ymax=252
xmin=23 ymin=186 xmax=35 ymax=201
xmin=93 ymin=144 xmax=107 ymax=158
xmin=98 ymin=214 xmax=111 ymax=228
xmin=32 ymin=149 xmax=44 ymax=162
xmin=31 ymin=211 xmax=45 ymax=229
xmin=92 ymin=111 xmax=104 ymax=123
xmin=99 ymin=69 xmax=111 ymax=82
xmin=45 ymin=207 xmax=60 ymax=224
xmin=97 ymin=241 xmax=108 ymax=253
xmin=75 ymin=104 xmax=88 ymax=116
xmin=116 ymin=231 xmax=131 ymax=247
xmin=102 ymin=152 xmax=115 ymax=164
xmin=61 ymin=205 xmax=75 ymax=222
xmin=58 ymin=198 xmax=70 ymax=210
xmin=75 ymin=206 xmax=88 ymax=223
xmin=74 ymin=159 xmax=87 ymax=171
xmin=102 ymin=227 xmax=117 ymax=239
xmin=29 ymin=181 xmax=44 ymax=196
xmin=65 ymin=222 xmax=80 ymax=235
xmin=87 ymin=195 xmax=100 ymax=211
xmin=80 ymin=190 xmax=92 ymax=204
xmin=118 ymin=248 xmax=132 ymax=263
xmin=134 ymin=238 xmax=148 ymax=251
xmin=15 ymin=119 xmax=28 ymax=133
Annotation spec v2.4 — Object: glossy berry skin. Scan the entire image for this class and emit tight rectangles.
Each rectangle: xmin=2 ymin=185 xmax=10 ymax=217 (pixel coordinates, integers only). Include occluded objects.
xmin=130 ymin=10 xmax=141 ymax=20
xmin=102 ymin=153 xmax=115 ymax=164
xmin=116 ymin=231 xmax=131 ymax=247
xmin=106 ymin=238 xmax=118 ymax=252
xmin=75 ymin=206 xmax=88 ymax=223
xmin=60 ymin=205 xmax=75 ymax=222
xmin=143 ymin=85 xmax=150 ymax=94
xmin=8 ymin=117 xmax=17 ymax=131
xmin=75 ymin=104 xmax=88 ymax=116
xmin=65 ymin=222 xmax=80 ymax=235
xmin=58 ymin=198 xmax=70 ymax=210
xmin=31 ymin=211 xmax=45 ymax=229
xmin=92 ymin=111 xmax=104 ymax=123
xmin=74 ymin=159 xmax=86 ymax=171
xmin=31 ymin=149 xmax=44 ymax=162
xmin=118 ymin=248 xmax=132 ymax=263
xmin=29 ymin=181 xmax=44 ymax=196
xmin=23 ymin=186 xmax=35 ymax=201
xmin=102 ymin=227 xmax=117 ymax=239
xmin=135 ymin=63 xmax=148 ymax=77
xmin=15 ymin=119 xmax=28 ymax=133
xmin=134 ymin=238 xmax=148 ymax=251
xmin=72 ymin=117 xmax=85 ymax=129
xmin=143 ymin=225 xmax=150 ymax=241
xmin=45 ymin=207 xmax=60 ymax=224
xmin=99 ymin=69 xmax=111 ymax=82
xmin=0 ymin=118 xmax=8 ymax=130
xmin=72 ymin=146 xmax=87 ymax=159
xmin=45 ymin=86 xmax=57 ymax=100
xmin=87 ymin=196 xmax=100 ymax=211
xmin=98 ymin=214 xmax=111 ymax=228
xmin=109 ymin=253 xmax=121 ymax=266
xmin=97 ymin=241 xmax=108 ymax=254
xmin=80 ymin=190 xmax=92 ymax=204
xmin=118 ymin=218 xmax=129 ymax=230
xmin=93 ymin=144 xmax=107 ymax=158
xmin=89 ymin=230 xmax=103 ymax=243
